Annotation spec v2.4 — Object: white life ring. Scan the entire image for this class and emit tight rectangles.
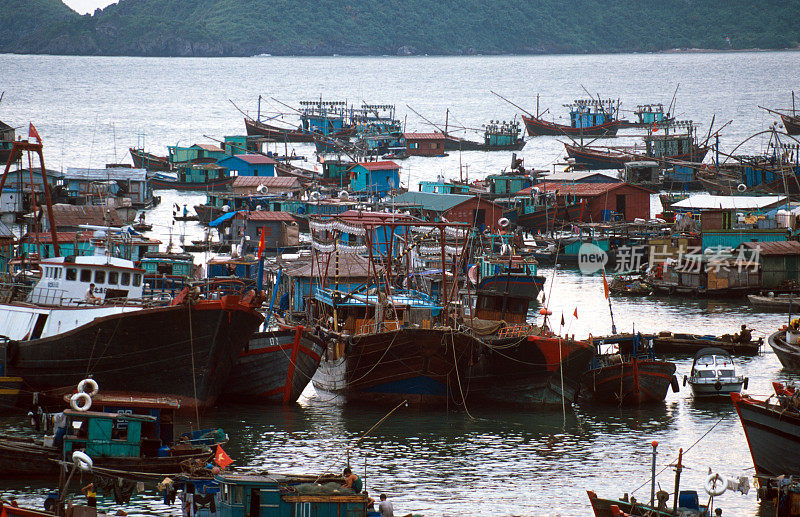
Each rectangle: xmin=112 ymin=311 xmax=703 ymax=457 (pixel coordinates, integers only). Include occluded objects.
xmin=77 ymin=378 xmax=99 ymax=397
xmin=705 ymin=473 xmax=727 ymax=496
xmin=498 ymin=217 xmax=510 ymax=228
xmin=72 ymin=450 xmax=93 ymax=472
xmin=310 ymin=191 xmax=321 ymax=200
xmin=338 ymin=190 xmax=349 ymax=200
xmin=737 ymin=183 xmax=747 ymax=192
xmin=70 ymin=392 xmax=92 ymax=412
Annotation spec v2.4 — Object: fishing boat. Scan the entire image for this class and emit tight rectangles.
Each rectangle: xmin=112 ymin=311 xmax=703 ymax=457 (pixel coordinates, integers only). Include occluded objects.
xmin=617 ymin=103 xmax=673 ymax=129
xmin=129 ymin=147 xmax=171 ymax=171
xmin=683 ymin=347 xmax=748 ymax=398
xmin=748 ymin=292 xmax=800 ymax=311
xmin=768 ymin=326 xmax=800 ymax=370
xmin=0 ymin=391 xmax=221 ymax=478
xmin=609 ymin=272 xmax=651 ymax=296
xmin=444 ymin=120 xmax=526 ymax=151
xmin=470 ymin=238 xmax=546 ymax=308
xmin=580 ymin=334 xmax=678 ymax=405
xmin=244 ymin=97 xmax=356 ymax=142
xmin=646 ymin=331 xmax=762 ymax=356
xmin=0 ymin=255 xmax=263 ymax=410
xmin=150 ymin=163 xmax=234 ymax=190
xmin=504 ymin=191 xmax=586 ymax=232
xmin=522 ymin=98 xmax=622 ymax=137
xmin=760 ymin=93 xmax=800 ymax=135
xmin=221 ymin=326 xmax=325 ymax=404
xmin=731 ymin=391 xmax=800 ymax=477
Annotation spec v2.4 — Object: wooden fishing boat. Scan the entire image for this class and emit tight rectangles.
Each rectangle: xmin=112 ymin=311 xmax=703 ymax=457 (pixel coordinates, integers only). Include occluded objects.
xmin=0 ymin=405 xmax=215 ymax=478
xmin=731 ymin=391 xmax=800 ymax=477
xmin=768 ymin=328 xmax=800 ymax=370
xmin=565 ymin=142 xmax=710 ymax=170
xmin=580 ymin=335 xmax=678 ymax=405
xmin=647 ymin=332 xmax=762 ymax=356
xmin=522 ymin=98 xmax=622 ymax=137
xmin=244 ymin=118 xmax=356 ymax=143
xmin=609 ymin=272 xmax=651 ymax=296
xmin=129 ymin=147 xmax=171 ymax=171
xmin=222 ymin=326 xmax=325 ymax=404
xmin=444 ymin=120 xmax=525 ymax=151
xmin=748 ymin=293 xmax=800 ymax=311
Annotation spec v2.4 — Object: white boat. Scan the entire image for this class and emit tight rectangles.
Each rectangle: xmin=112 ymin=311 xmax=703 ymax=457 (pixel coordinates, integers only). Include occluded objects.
xmin=683 ymin=347 xmax=748 ymax=398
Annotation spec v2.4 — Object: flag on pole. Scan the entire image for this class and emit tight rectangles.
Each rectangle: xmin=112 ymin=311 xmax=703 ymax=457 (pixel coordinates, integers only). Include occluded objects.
xmin=257 ymin=228 xmax=266 ymax=260
xmin=560 ymin=313 xmax=565 ymax=326
xmin=602 ymin=269 xmax=610 ymax=299
xmin=215 ymin=444 xmax=233 ymax=468
xmin=573 ymin=307 xmax=578 ymax=319
xmin=28 ymin=123 xmax=41 ymax=143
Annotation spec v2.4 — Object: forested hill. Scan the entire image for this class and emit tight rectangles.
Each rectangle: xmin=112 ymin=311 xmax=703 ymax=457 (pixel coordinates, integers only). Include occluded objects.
xmin=3 ymin=0 xmax=800 ymax=57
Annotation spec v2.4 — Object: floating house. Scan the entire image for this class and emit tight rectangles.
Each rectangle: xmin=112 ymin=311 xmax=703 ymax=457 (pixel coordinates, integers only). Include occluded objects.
xmin=389 ymin=191 xmax=504 ymax=231
xmin=348 ymin=161 xmax=401 ymax=197
xmin=168 ymin=144 xmax=226 ymax=165
xmin=418 ymin=180 xmax=472 ymax=195
xmin=232 ymin=176 xmax=301 ymax=196
xmin=64 ymin=167 xmax=153 ymax=207
xmin=221 ymin=135 xmax=271 ymax=156
xmin=518 ymin=182 xmax=652 ymax=222
xmin=403 ymin=132 xmax=448 ymax=157
xmin=230 ymin=211 xmax=299 ymax=254
xmin=34 ymin=204 xmax=124 ymax=231
xmin=207 ymin=255 xmax=259 ymax=282
xmin=737 ymin=240 xmax=800 ymax=288
xmin=217 ymin=154 xmax=277 ymax=177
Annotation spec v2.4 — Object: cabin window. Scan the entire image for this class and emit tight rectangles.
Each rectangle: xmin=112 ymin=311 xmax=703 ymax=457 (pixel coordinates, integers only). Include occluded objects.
xmin=80 ymin=269 xmax=92 ymax=282
xmin=94 ymin=270 xmax=106 ymax=284
xmin=121 ymin=272 xmax=130 ymax=286
xmin=108 ymin=271 xmax=119 ymax=285
xmin=233 ymin=486 xmax=243 ymax=504
xmin=133 ymin=274 xmax=142 ymax=287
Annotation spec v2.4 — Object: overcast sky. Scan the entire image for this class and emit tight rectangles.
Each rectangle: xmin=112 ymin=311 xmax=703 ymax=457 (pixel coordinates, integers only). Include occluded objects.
xmin=63 ymin=0 xmax=118 ymax=14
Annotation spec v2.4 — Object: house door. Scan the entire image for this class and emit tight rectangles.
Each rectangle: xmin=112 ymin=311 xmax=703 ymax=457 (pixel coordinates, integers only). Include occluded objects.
xmin=473 ymin=209 xmax=486 ymax=230
xmin=615 ymin=195 xmax=627 ymax=218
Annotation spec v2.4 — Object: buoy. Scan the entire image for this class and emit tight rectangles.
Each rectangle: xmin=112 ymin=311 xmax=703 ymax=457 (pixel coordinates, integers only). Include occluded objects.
xmin=70 ymin=392 xmax=92 ymax=412
xmin=538 ymin=308 xmax=553 ymax=316
xmin=498 ymin=217 xmax=510 ymax=228
xmin=705 ymin=473 xmax=727 ymax=496
xmin=77 ymin=378 xmax=99 ymax=397
xmin=339 ymin=190 xmax=349 ymax=200
xmin=72 ymin=450 xmax=93 ymax=471
xmin=737 ymin=183 xmax=747 ymax=192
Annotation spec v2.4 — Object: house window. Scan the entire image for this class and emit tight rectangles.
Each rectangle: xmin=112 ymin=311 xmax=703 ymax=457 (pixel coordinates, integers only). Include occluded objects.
xmin=121 ymin=272 xmax=131 ymax=286
xmin=66 ymin=268 xmax=77 ymax=281
xmin=261 ymin=226 xmax=273 ymax=237
xmin=94 ymin=270 xmax=106 ymax=284
xmin=80 ymin=269 xmax=92 ymax=282
xmin=108 ymin=271 xmax=119 ymax=285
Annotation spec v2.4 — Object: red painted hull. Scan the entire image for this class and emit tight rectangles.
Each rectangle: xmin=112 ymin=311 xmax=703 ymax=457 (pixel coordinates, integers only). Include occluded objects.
xmin=580 ymin=359 xmax=676 ymax=405
xmin=522 ymin=114 xmax=620 ymax=137
xmin=245 ymin=118 xmax=356 ymax=142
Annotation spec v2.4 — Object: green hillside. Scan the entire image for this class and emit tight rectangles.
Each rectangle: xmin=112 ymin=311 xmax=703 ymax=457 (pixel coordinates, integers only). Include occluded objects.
xmin=2 ymin=0 xmax=800 ymax=56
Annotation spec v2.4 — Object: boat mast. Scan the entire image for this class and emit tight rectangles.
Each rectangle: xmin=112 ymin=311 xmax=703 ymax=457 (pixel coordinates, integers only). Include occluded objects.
xmin=257 ymin=95 xmax=262 ymax=122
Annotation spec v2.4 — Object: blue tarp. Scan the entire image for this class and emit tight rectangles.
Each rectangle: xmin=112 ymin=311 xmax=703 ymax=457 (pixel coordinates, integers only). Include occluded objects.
xmin=209 ymin=210 xmax=240 ymax=227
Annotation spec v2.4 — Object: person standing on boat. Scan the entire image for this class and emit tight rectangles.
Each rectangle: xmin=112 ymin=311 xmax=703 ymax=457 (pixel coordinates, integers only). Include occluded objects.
xmin=342 ymin=467 xmax=362 ymax=493
xmin=378 ymin=494 xmax=394 ymax=517
xmin=85 ymin=283 xmax=100 ymax=304
xmin=738 ymin=324 xmax=752 ymax=343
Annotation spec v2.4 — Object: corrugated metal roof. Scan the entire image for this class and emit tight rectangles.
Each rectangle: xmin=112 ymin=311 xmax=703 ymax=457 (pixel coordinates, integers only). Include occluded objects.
xmin=235 ymin=211 xmax=297 ymax=222
xmin=402 ymin=132 xmax=447 ymax=140
xmin=339 ymin=210 xmax=418 ymax=223
xmin=228 ymin=154 xmax=278 ymax=165
xmin=65 ymin=168 xmax=146 ymax=181
xmin=42 ymin=204 xmax=124 ymax=228
xmin=390 ymin=191 xmax=474 ymax=212
xmin=672 ymin=195 xmax=787 ymax=210
xmin=356 ymin=161 xmax=400 ymax=171
xmin=282 ymin=253 xmax=381 ymax=278
xmin=233 ymin=176 xmax=300 ymax=188
xmin=518 ymin=182 xmax=651 ymax=196
xmin=740 ymin=240 xmax=800 ymax=256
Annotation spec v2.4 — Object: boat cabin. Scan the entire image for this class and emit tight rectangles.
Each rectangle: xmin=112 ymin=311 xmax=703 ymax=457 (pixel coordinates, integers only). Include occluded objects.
xmin=300 ymin=100 xmax=349 ymax=135
xmin=140 ymin=252 xmax=196 ymax=291
xmin=211 ymin=473 xmax=367 ymax=517
xmin=634 ymin=104 xmax=667 ymax=125
xmin=483 ymin=120 xmax=522 ymax=146
xmin=61 ymin=409 xmax=157 ymax=459
xmin=566 ymin=99 xmax=618 ymax=129
xmin=685 ymin=347 xmax=747 ymax=397
xmin=348 ymin=161 xmax=401 ymax=197
xmin=473 ymin=253 xmax=543 ymax=324
xmin=30 ymin=255 xmax=144 ymax=306
xmin=175 ymin=163 xmax=230 ymax=186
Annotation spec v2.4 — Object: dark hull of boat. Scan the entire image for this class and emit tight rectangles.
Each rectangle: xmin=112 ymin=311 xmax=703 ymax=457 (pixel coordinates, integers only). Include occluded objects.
xmin=4 ymin=299 xmax=263 ymax=409
xmin=565 ymin=143 xmax=711 ymax=170
xmin=768 ymin=330 xmax=800 ymax=370
xmin=476 ymin=274 xmax=545 ymax=300
xmin=580 ymin=359 xmax=676 ymax=405
xmin=151 ymin=176 xmax=234 ymax=191
xmin=522 ymin=114 xmax=620 ymax=137
xmin=129 ymin=148 xmax=171 ymax=172
xmin=732 ymin=392 xmax=800 ymax=477
xmin=0 ymin=438 xmax=212 ymax=478
xmin=781 ymin=114 xmax=800 ymax=135
xmin=620 ymin=334 xmax=761 ymax=356
xmin=245 ymin=118 xmax=355 ymax=142
xmin=312 ymin=328 xmax=481 ymax=406
xmin=222 ymin=327 xmax=324 ymax=404
xmin=443 ymin=138 xmax=526 ymax=151
xmin=511 ymin=202 xmax=586 ymax=231
xmin=194 ymin=204 xmax=223 ymax=224
xmin=587 ymin=490 xmax=684 ymax=517
xmin=471 ymin=334 xmax=595 ymax=406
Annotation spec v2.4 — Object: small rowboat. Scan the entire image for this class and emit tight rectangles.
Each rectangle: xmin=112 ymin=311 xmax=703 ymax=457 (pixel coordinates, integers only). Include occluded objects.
xmin=747 ymin=293 xmax=800 ymax=311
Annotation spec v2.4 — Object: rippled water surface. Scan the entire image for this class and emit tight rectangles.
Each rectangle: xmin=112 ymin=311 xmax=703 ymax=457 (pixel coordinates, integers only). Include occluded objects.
xmin=2 ymin=51 xmax=800 ymax=515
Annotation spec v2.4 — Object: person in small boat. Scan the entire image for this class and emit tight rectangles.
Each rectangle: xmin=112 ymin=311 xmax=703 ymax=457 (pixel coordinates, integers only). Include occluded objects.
xmin=342 ymin=467 xmax=362 ymax=493
xmin=82 ymin=483 xmax=97 ymax=507
xmin=737 ymin=324 xmax=752 ymax=343
xmin=85 ymin=283 xmax=100 ymax=304
xmin=378 ymin=494 xmax=394 ymax=517
xmin=364 ymin=491 xmax=375 ymax=511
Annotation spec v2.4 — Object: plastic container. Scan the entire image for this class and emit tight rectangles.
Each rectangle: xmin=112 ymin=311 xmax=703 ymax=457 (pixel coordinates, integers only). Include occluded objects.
xmin=157 ymin=446 xmax=170 ymax=458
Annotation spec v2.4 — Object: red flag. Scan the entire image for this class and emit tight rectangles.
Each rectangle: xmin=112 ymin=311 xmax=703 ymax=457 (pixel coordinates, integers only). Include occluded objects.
xmin=652 ymin=120 xmax=659 ymax=133
xmin=29 ymin=123 xmax=41 ymax=143
xmin=257 ymin=228 xmax=266 ymax=260
xmin=573 ymin=307 xmax=578 ymax=319
xmin=602 ymin=269 xmax=610 ymax=299
xmin=214 ymin=445 xmax=233 ymax=468
xmin=560 ymin=313 xmax=565 ymax=326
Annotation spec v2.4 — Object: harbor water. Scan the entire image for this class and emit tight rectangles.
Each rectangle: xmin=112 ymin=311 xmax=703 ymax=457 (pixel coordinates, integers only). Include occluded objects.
xmin=2 ymin=50 xmax=800 ymax=515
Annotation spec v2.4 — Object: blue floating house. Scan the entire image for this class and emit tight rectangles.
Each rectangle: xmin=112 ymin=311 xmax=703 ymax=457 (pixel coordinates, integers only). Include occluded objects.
xmin=348 ymin=161 xmax=400 ymax=197
xmin=217 ymin=154 xmax=278 ymax=177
